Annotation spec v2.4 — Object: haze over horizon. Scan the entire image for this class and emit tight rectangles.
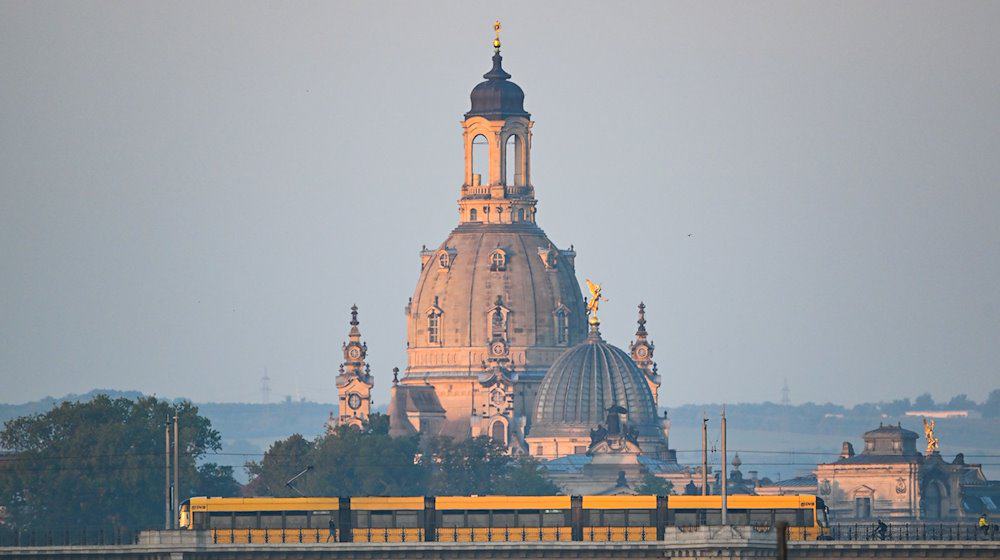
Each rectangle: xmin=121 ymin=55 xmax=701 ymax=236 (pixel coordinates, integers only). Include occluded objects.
xmin=2 ymin=2 xmax=998 ymax=408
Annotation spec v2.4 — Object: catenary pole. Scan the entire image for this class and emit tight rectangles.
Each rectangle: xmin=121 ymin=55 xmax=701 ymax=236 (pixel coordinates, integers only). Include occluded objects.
xmin=164 ymin=417 xmax=170 ymax=530
xmin=701 ymin=414 xmax=708 ymax=495
xmin=173 ymin=413 xmax=179 ymax=529
xmin=721 ymin=406 xmax=728 ymax=525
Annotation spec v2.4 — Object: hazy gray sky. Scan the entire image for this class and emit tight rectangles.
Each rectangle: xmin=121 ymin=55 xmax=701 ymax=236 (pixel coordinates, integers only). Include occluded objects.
xmin=2 ymin=1 xmax=998 ymax=408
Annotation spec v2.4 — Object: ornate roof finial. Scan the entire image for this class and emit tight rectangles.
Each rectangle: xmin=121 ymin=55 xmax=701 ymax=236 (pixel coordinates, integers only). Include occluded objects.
xmin=636 ymin=302 xmax=647 ymax=337
xmin=493 ymin=20 xmax=502 ymax=53
xmin=392 ymin=367 xmax=399 ymax=385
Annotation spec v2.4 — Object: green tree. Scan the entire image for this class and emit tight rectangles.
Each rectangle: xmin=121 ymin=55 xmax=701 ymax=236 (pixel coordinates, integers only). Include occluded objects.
xmin=492 ymin=455 xmax=561 ymax=496
xmin=914 ymin=392 xmax=935 ymax=409
xmin=244 ymin=433 xmax=314 ymax=496
xmin=983 ymin=389 xmax=1000 ymax=419
xmin=245 ymin=418 xmax=424 ymax=497
xmin=634 ymin=472 xmax=674 ymax=496
xmin=0 ymin=395 xmax=237 ymax=531
xmin=247 ymin=431 xmax=560 ymax=498
xmin=423 ymin=436 xmax=560 ymax=496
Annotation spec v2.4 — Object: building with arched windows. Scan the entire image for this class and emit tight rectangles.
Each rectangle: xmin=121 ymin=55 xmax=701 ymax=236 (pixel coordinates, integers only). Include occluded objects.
xmin=331 ymin=35 xmax=677 ymax=479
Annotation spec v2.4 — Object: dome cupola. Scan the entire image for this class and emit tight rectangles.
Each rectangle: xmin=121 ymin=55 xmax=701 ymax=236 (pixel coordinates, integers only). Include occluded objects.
xmin=529 ymin=328 xmax=659 ymax=439
xmin=465 ymin=23 xmax=529 ymax=121
xmin=465 ymin=52 xmax=529 ymax=121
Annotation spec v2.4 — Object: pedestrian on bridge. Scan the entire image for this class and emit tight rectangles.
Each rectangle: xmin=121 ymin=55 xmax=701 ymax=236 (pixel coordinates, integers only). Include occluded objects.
xmin=326 ymin=519 xmax=337 ymax=543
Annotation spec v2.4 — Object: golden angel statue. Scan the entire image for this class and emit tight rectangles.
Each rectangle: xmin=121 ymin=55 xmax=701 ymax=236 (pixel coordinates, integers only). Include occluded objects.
xmin=585 ymin=279 xmax=607 ymax=325
xmin=923 ymin=417 xmax=939 ymax=453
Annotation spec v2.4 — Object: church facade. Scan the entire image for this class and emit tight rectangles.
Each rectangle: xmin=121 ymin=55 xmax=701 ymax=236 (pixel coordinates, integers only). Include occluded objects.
xmin=333 ymin=33 xmax=676 ymax=478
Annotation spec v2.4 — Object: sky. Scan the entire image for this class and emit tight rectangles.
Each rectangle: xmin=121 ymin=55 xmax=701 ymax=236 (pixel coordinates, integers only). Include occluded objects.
xmin=1 ymin=1 xmax=998 ymax=408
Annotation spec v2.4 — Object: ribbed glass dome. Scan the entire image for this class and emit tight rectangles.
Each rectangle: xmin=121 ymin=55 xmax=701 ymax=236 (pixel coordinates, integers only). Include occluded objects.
xmin=528 ymin=329 xmax=659 ymax=438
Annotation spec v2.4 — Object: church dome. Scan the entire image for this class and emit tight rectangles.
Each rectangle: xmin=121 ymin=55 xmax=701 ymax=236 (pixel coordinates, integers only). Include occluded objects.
xmin=406 ymin=223 xmax=587 ymax=375
xmin=465 ymin=53 xmax=530 ymax=120
xmin=529 ymin=329 xmax=659 ymax=439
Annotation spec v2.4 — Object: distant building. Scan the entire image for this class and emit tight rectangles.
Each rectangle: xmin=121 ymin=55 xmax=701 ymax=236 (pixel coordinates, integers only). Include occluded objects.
xmin=904 ymin=410 xmax=979 ymax=419
xmin=756 ymin=474 xmax=818 ymax=497
xmin=813 ymin=423 xmax=994 ymax=521
xmin=378 ymin=34 xmax=678 ymax=471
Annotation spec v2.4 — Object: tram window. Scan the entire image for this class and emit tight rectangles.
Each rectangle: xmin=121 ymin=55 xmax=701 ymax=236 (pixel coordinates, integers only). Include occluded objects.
xmin=311 ymin=513 xmax=332 ymax=529
xmin=260 ymin=513 xmax=283 ymax=529
xmin=467 ymin=511 xmax=491 ymax=527
xmin=749 ymin=509 xmax=773 ymax=525
xmin=371 ymin=512 xmax=394 ymax=528
xmin=517 ymin=511 xmax=541 ymax=527
xmin=603 ymin=510 xmax=626 ymax=526
xmin=209 ymin=512 xmax=233 ymax=529
xmin=801 ymin=509 xmax=814 ymax=526
xmin=727 ymin=510 xmax=749 ymax=525
xmin=673 ymin=511 xmax=699 ymax=526
xmin=234 ymin=512 xmax=257 ymax=529
xmin=492 ymin=511 xmax=516 ymax=527
xmin=193 ymin=512 xmax=208 ymax=530
xmin=285 ymin=513 xmax=308 ymax=528
xmin=542 ymin=511 xmax=565 ymax=527
xmin=704 ymin=511 xmax=722 ymax=526
xmin=396 ymin=512 xmax=419 ymax=528
xmin=627 ymin=510 xmax=652 ymax=526
xmin=441 ymin=512 xmax=465 ymax=527
xmin=774 ymin=509 xmax=798 ymax=525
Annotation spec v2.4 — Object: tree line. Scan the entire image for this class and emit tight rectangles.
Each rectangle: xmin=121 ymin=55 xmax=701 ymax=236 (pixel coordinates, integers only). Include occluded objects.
xmin=0 ymin=398 xmax=565 ymax=532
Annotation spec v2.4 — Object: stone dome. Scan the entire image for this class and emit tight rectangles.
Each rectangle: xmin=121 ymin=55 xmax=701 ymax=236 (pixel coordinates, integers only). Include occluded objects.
xmin=405 ymin=221 xmax=587 ymax=381
xmin=529 ymin=329 xmax=660 ymax=439
xmin=464 ymin=53 xmax=530 ymax=120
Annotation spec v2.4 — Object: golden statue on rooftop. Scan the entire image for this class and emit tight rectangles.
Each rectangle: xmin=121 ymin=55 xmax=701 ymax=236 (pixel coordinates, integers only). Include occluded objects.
xmin=923 ymin=417 xmax=939 ymax=454
xmin=585 ymin=279 xmax=607 ymax=326
xmin=493 ymin=20 xmax=502 ymax=51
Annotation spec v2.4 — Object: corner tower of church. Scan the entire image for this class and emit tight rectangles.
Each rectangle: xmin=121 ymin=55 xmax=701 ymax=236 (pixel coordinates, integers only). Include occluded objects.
xmin=399 ymin=30 xmax=588 ymax=445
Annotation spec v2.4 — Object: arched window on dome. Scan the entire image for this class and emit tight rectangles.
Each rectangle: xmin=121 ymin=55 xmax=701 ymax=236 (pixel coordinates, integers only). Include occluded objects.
xmin=471 ymin=134 xmax=489 ymax=186
xmin=554 ymin=308 xmax=570 ymax=345
xmin=489 ymin=249 xmax=506 ymax=271
xmin=428 ymin=312 xmax=442 ymax=344
xmin=470 ymin=208 xmax=478 ymax=221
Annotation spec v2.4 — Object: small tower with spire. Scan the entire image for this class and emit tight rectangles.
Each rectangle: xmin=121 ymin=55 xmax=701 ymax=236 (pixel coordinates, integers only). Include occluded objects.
xmin=630 ymin=302 xmax=661 ymax=405
xmin=332 ymin=305 xmax=374 ymax=430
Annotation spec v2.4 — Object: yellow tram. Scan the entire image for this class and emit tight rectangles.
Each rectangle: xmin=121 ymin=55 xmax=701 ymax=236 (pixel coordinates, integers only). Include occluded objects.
xmin=179 ymin=494 xmax=829 ymax=543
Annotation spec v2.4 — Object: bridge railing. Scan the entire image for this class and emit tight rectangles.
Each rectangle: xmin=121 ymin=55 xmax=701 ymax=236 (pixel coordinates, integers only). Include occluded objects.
xmin=826 ymin=522 xmax=999 ymax=541
xmin=0 ymin=528 xmax=142 ymax=547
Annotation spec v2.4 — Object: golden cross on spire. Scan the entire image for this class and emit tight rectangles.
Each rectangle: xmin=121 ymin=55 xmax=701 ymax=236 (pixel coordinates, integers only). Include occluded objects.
xmin=493 ymin=20 xmax=502 ymax=52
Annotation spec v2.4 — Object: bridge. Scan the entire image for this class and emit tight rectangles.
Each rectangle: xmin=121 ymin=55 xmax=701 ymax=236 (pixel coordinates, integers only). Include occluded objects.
xmin=2 ymin=528 xmax=998 ymax=560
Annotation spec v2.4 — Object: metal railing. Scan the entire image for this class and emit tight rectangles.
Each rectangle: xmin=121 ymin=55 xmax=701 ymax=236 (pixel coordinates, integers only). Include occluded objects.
xmin=826 ymin=522 xmax=1000 ymax=541
xmin=0 ymin=528 xmax=141 ymax=547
